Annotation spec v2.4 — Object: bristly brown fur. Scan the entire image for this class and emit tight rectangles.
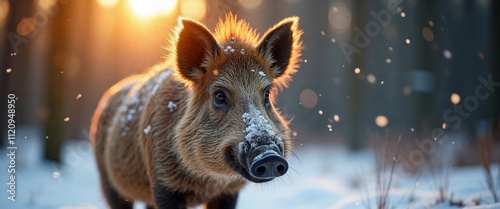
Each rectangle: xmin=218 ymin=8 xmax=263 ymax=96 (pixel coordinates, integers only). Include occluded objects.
xmin=91 ymin=13 xmax=302 ymax=209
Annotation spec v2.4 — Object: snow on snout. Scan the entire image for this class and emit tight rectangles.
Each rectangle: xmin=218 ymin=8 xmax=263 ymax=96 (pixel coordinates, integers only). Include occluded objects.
xmin=242 ymin=104 xmax=275 ymax=142
xmin=241 ymin=104 xmax=284 ymax=152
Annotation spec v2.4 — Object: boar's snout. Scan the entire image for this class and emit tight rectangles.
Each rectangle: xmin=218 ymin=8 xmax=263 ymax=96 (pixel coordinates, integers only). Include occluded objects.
xmin=247 ymin=144 xmax=288 ymax=180
xmin=228 ymin=140 xmax=289 ymax=183
xmin=249 ymin=150 xmax=288 ymax=179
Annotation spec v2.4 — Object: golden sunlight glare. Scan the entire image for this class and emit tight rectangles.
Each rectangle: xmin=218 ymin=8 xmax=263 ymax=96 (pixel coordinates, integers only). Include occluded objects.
xmin=97 ymin=0 xmax=120 ymax=8
xmin=129 ymin=0 xmax=177 ymax=18
xmin=180 ymin=0 xmax=206 ymax=20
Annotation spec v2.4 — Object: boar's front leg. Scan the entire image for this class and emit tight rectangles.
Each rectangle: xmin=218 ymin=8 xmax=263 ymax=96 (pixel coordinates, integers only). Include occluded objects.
xmin=206 ymin=193 xmax=239 ymax=209
xmin=153 ymin=184 xmax=186 ymax=209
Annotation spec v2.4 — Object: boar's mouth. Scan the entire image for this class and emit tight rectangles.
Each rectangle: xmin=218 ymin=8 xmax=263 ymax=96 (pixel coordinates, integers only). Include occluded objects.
xmin=225 ymin=141 xmax=288 ymax=183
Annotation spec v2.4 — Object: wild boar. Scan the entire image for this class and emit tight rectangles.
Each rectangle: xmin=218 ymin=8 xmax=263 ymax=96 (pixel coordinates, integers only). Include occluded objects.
xmin=90 ymin=13 xmax=302 ymax=209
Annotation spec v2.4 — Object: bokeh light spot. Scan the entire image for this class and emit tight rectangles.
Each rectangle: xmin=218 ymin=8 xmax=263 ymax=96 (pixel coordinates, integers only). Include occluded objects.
xmin=403 ymin=86 xmax=412 ymax=95
xmin=299 ymin=89 xmax=318 ymax=109
xmin=367 ymin=74 xmax=376 ymax=84
xmin=375 ymin=115 xmax=389 ymax=127
xmin=478 ymin=52 xmax=485 ymax=60
xmin=17 ymin=17 xmax=36 ymax=36
xmin=333 ymin=114 xmax=340 ymax=122
xmin=450 ymin=93 xmax=460 ymax=105
xmin=422 ymin=27 xmax=434 ymax=42
xmin=0 ymin=0 xmax=9 ymax=27
xmin=329 ymin=4 xmax=351 ymax=30
xmin=238 ymin=0 xmax=262 ymax=9
xmin=129 ymin=0 xmax=177 ymax=18
xmin=36 ymin=0 xmax=57 ymax=11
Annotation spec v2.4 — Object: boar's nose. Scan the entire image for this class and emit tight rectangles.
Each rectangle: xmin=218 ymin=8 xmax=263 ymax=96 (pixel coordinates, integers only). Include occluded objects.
xmin=249 ymin=150 xmax=288 ymax=179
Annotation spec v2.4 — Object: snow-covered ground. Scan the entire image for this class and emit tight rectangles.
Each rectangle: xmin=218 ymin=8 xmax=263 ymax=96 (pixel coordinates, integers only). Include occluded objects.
xmin=1 ymin=128 xmax=499 ymax=209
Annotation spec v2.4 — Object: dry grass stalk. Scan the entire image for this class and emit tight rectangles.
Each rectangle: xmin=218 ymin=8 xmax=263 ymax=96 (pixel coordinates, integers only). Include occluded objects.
xmin=371 ymin=131 xmax=402 ymax=209
xmin=476 ymin=123 xmax=499 ymax=203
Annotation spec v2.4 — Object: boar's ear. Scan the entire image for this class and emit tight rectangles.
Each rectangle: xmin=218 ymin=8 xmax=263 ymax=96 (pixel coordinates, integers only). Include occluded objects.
xmin=257 ymin=17 xmax=302 ymax=87
xmin=175 ymin=18 xmax=220 ymax=83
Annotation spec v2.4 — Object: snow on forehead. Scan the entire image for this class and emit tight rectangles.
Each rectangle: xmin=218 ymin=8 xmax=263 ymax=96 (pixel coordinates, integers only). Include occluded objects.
xmin=242 ymin=104 xmax=275 ymax=141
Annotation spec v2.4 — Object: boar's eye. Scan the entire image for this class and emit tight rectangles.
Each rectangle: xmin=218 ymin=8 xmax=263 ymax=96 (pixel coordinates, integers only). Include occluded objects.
xmin=213 ymin=91 xmax=227 ymax=108
xmin=264 ymin=90 xmax=271 ymax=107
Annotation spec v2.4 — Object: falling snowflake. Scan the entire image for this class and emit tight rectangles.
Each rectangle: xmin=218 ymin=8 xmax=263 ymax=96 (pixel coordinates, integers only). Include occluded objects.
xmin=6 ymin=68 xmax=12 ymax=73
xmin=76 ymin=94 xmax=82 ymax=100
xmin=64 ymin=117 xmax=70 ymax=122
xmin=168 ymin=101 xmax=177 ymax=112
xmin=52 ymin=171 xmax=61 ymax=179
xmin=240 ymin=49 xmax=245 ymax=55
xmin=443 ymin=50 xmax=452 ymax=60
xmin=144 ymin=125 xmax=151 ymax=135
xmin=258 ymin=71 xmax=266 ymax=77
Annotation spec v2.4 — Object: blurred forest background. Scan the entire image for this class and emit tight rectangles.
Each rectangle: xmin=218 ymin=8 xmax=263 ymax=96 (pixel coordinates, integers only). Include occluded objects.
xmin=0 ymin=0 xmax=499 ymax=163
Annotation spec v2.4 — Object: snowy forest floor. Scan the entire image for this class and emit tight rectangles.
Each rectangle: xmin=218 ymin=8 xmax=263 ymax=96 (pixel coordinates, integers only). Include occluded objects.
xmin=1 ymin=127 xmax=499 ymax=209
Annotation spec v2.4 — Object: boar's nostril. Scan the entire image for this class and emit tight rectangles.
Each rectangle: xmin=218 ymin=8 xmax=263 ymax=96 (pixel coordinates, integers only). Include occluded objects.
xmin=249 ymin=153 xmax=288 ymax=179
xmin=256 ymin=165 xmax=267 ymax=174
xmin=277 ymin=164 xmax=286 ymax=173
